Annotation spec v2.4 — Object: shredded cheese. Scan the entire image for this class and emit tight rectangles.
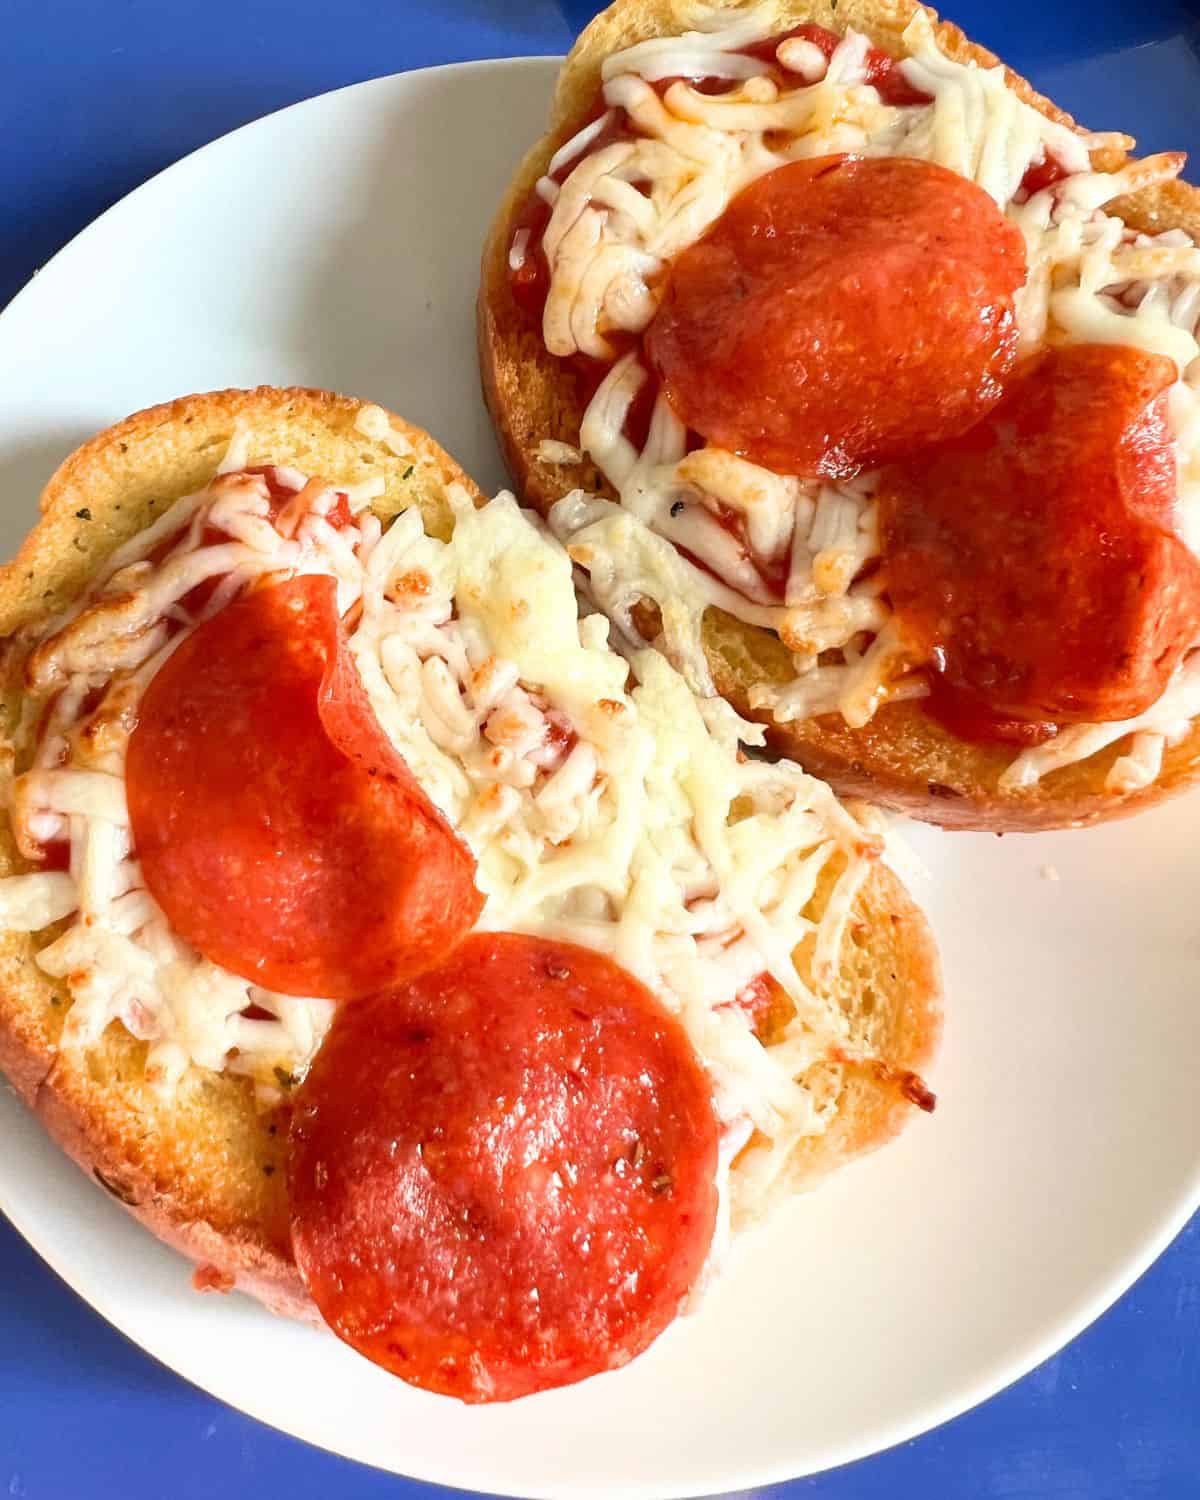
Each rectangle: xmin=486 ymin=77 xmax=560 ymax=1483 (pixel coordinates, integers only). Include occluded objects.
xmin=535 ymin=438 xmax=584 ymax=465
xmin=527 ymin=3 xmax=1200 ymax=793
xmin=0 ymin=444 xmax=884 ymax=1194
xmin=1000 ymin=653 xmax=1200 ymax=792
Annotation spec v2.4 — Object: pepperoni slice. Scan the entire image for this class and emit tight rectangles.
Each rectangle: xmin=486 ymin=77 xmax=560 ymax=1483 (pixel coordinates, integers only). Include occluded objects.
xmin=644 ymin=155 xmax=1027 ymax=478
xmin=288 ymin=932 xmax=718 ymax=1403
xmin=920 ymin=679 xmax=1059 ymax=748
xmin=880 ymin=343 xmax=1200 ymax=730
xmin=126 ymin=574 xmax=483 ymax=999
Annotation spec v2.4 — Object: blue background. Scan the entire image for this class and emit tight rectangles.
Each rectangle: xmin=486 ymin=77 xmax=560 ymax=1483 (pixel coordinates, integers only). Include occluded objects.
xmin=2 ymin=0 xmax=1200 ymax=1495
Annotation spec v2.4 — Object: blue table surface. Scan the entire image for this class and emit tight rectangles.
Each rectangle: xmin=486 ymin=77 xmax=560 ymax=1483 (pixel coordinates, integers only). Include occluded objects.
xmin=2 ymin=1 xmax=1199 ymax=1495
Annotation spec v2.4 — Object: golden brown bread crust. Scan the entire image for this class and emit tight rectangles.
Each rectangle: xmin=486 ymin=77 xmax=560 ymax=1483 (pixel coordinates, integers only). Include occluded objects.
xmin=734 ymin=854 xmax=941 ymax=1224
xmin=703 ymin=609 xmax=1200 ymax=830
xmin=0 ymin=386 xmax=470 ymax=636
xmin=477 ymin=0 xmax=1200 ymax=832
xmin=0 ymin=384 xmax=940 ymax=1329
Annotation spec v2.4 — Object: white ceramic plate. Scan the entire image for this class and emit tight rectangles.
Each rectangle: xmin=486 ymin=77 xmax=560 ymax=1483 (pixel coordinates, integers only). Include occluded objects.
xmin=1 ymin=56 xmax=1199 ymax=1500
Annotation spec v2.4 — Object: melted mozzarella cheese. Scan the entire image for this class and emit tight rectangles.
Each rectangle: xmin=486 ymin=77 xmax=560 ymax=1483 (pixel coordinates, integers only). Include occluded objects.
xmin=0 ymin=417 xmax=885 ymax=1191
xmin=531 ymin=5 xmax=1200 ymax=792
xmin=999 ymin=653 xmax=1200 ymax=792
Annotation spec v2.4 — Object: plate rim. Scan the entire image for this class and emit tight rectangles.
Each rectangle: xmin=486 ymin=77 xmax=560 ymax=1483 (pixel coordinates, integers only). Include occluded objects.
xmin=1 ymin=49 xmax=1198 ymax=1499
xmin=5 ymin=1077 xmax=1198 ymax=1500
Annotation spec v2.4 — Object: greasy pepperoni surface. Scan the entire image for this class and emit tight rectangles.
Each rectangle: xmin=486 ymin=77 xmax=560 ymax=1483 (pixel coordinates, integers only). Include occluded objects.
xmin=921 ymin=678 xmax=1059 ymax=749
xmin=880 ymin=343 xmax=1200 ymax=731
xmin=126 ymin=575 xmax=482 ymax=999
xmin=644 ymin=155 xmax=1027 ymax=478
xmin=289 ymin=933 xmax=719 ymax=1403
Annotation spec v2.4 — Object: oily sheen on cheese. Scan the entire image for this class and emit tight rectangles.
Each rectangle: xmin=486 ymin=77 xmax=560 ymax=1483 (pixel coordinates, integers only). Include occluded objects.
xmin=0 ymin=410 xmax=889 ymax=1214
xmin=529 ymin=3 xmax=1200 ymax=794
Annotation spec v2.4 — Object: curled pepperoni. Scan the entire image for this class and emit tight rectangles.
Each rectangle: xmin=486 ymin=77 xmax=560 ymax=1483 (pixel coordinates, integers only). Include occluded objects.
xmin=880 ymin=343 xmax=1200 ymax=731
xmin=644 ymin=155 xmax=1027 ymax=478
xmin=288 ymin=933 xmax=718 ymax=1403
xmin=126 ymin=574 xmax=482 ymax=999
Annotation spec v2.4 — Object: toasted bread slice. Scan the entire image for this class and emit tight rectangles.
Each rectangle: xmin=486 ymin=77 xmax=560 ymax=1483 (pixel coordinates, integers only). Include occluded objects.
xmin=0 ymin=387 xmax=939 ymax=1314
xmin=0 ymin=388 xmax=480 ymax=1317
xmin=477 ymin=0 xmax=1200 ymax=832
